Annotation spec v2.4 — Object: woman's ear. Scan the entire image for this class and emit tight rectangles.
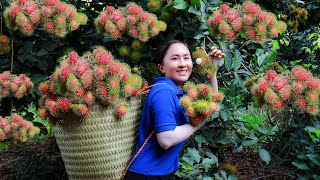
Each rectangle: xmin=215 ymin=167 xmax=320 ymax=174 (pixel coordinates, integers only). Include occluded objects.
xmin=158 ymin=64 xmax=164 ymax=74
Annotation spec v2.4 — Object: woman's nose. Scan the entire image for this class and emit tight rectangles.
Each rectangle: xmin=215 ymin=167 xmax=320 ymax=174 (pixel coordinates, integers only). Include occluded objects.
xmin=178 ymin=59 xmax=186 ymax=67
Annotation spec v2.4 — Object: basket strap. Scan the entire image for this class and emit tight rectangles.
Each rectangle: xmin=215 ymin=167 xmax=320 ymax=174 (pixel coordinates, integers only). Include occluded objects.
xmin=121 ymin=129 xmax=155 ymax=180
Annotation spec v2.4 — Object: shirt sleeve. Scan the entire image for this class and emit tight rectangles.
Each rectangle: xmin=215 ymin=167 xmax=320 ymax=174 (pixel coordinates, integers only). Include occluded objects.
xmin=150 ymin=89 xmax=177 ymax=133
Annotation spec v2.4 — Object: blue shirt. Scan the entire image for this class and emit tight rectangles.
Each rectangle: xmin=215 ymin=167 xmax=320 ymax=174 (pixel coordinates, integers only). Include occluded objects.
xmin=128 ymin=77 xmax=189 ymax=175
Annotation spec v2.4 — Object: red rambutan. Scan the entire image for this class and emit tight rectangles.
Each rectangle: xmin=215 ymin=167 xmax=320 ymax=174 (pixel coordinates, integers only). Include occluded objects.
xmin=57 ymin=98 xmax=70 ymax=112
xmin=115 ymin=103 xmax=128 ymax=117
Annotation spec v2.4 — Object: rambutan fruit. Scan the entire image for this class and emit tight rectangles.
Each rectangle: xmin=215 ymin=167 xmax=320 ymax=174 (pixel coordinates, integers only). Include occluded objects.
xmin=38 ymin=108 xmax=49 ymax=119
xmin=11 ymin=113 xmax=23 ymax=123
xmin=108 ymin=61 xmax=121 ymax=76
xmin=84 ymin=92 xmax=95 ymax=105
xmin=66 ymin=74 xmax=80 ymax=92
xmin=292 ymin=81 xmax=305 ymax=94
xmin=225 ymin=30 xmax=238 ymax=41
xmin=272 ymin=76 xmax=288 ymax=91
xmin=279 ymin=85 xmax=291 ymax=101
xmin=212 ymin=92 xmax=224 ymax=103
xmin=255 ymin=22 xmax=267 ymax=35
xmin=119 ymin=46 xmax=130 ymax=57
xmin=156 ymin=21 xmax=167 ymax=32
xmin=115 ymin=103 xmax=128 ymax=118
xmin=291 ymin=66 xmax=311 ymax=81
xmin=243 ymin=15 xmax=255 ymax=25
xmin=80 ymin=71 xmax=93 ymax=89
xmin=197 ymin=84 xmax=212 ymax=97
xmin=127 ymin=3 xmax=142 ymax=15
xmin=43 ymin=0 xmax=58 ymax=6
xmin=263 ymin=88 xmax=279 ymax=104
xmin=306 ymin=91 xmax=319 ymax=105
xmin=307 ymin=105 xmax=319 ymax=116
xmin=67 ymin=51 xmax=79 ymax=65
xmin=272 ymin=99 xmax=284 ymax=110
xmin=208 ymin=102 xmax=219 ymax=113
xmin=74 ymin=60 xmax=90 ymax=77
xmin=131 ymin=40 xmax=142 ymax=50
xmin=218 ymin=20 xmax=232 ymax=34
xmin=22 ymin=1 xmax=38 ymax=15
xmin=74 ymin=87 xmax=85 ymax=99
xmin=306 ymin=77 xmax=320 ymax=90
xmin=38 ymin=81 xmax=50 ymax=94
xmin=242 ymin=1 xmax=260 ymax=14
xmin=226 ymin=9 xmax=240 ymax=23
xmin=180 ymin=96 xmax=192 ymax=108
xmin=220 ymin=4 xmax=230 ymax=14
xmin=256 ymin=11 xmax=268 ymax=22
xmin=71 ymin=104 xmax=90 ymax=117
xmin=185 ymin=106 xmax=196 ymax=118
xmin=55 ymin=2 xmax=67 ymax=14
xmin=294 ymin=98 xmax=307 ymax=111
xmin=190 ymin=116 xmax=203 ymax=126
xmin=130 ymin=51 xmax=142 ymax=62
xmin=231 ymin=18 xmax=243 ymax=31
xmin=105 ymin=6 xmax=115 ymax=15
xmin=193 ymin=100 xmax=210 ymax=115
xmin=147 ymin=0 xmax=163 ymax=12
xmin=116 ymin=18 xmax=126 ymax=31
xmin=57 ymin=98 xmax=70 ymax=112
xmin=0 ymin=35 xmax=10 ymax=45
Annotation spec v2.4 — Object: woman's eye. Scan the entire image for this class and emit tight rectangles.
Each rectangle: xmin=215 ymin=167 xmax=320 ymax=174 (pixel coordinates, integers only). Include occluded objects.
xmin=172 ymin=57 xmax=178 ymax=60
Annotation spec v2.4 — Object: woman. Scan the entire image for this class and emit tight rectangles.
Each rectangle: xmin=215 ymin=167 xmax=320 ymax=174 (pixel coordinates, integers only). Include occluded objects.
xmin=124 ymin=40 xmax=225 ymax=180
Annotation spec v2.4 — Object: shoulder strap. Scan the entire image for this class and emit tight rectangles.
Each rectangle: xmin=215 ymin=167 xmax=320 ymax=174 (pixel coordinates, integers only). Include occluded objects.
xmin=121 ymin=129 xmax=155 ymax=180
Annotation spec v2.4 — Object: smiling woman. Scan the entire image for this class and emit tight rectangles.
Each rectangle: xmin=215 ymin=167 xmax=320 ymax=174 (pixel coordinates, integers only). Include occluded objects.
xmin=123 ymin=40 xmax=224 ymax=180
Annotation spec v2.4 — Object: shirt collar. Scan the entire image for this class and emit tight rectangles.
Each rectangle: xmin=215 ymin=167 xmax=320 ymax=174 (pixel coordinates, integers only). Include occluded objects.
xmin=154 ymin=77 xmax=184 ymax=96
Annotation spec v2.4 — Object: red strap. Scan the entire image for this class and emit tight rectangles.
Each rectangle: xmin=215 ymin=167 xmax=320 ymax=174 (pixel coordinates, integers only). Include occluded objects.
xmin=121 ymin=129 xmax=156 ymax=180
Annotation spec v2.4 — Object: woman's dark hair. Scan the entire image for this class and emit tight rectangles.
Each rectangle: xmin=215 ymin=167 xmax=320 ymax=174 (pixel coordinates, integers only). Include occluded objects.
xmin=153 ymin=40 xmax=189 ymax=65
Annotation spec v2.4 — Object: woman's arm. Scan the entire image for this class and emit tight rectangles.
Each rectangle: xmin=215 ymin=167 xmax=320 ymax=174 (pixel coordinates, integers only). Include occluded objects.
xmin=156 ymin=124 xmax=201 ymax=150
xmin=209 ymin=46 xmax=224 ymax=92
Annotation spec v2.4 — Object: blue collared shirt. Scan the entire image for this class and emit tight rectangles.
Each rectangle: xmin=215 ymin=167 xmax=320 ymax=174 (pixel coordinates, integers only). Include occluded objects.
xmin=129 ymin=77 xmax=189 ymax=175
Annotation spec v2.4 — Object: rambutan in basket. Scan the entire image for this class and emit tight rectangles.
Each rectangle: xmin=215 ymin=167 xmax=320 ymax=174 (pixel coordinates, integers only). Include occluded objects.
xmin=52 ymin=97 xmax=141 ymax=180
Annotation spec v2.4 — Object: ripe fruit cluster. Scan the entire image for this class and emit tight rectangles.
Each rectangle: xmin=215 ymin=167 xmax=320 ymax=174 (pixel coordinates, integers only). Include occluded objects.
xmin=0 ymin=35 xmax=11 ymax=54
xmin=119 ymin=39 xmax=143 ymax=62
xmin=94 ymin=2 xmax=167 ymax=42
xmin=180 ymin=81 xmax=224 ymax=126
xmin=192 ymin=47 xmax=218 ymax=79
xmin=246 ymin=66 xmax=320 ymax=116
xmin=0 ymin=71 xmax=34 ymax=101
xmin=38 ymin=46 xmax=147 ymax=123
xmin=206 ymin=1 xmax=287 ymax=43
xmin=0 ymin=113 xmax=40 ymax=144
xmin=3 ymin=0 xmax=88 ymax=37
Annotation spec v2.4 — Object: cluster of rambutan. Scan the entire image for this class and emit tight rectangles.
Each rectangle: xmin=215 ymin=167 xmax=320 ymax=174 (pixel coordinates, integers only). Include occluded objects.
xmin=40 ymin=0 xmax=88 ymax=38
xmin=3 ymin=0 xmax=87 ymax=37
xmin=3 ymin=0 xmax=41 ymax=36
xmin=119 ymin=39 xmax=143 ymax=62
xmin=0 ymin=113 xmax=40 ymax=144
xmin=0 ymin=71 xmax=34 ymax=101
xmin=206 ymin=1 xmax=287 ymax=43
xmin=192 ymin=47 xmax=218 ymax=79
xmin=246 ymin=66 xmax=320 ymax=116
xmin=283 ymin=5 xmax=308 ymax=33
xmin=38 ymin=46 xmax=147 ymax=123
xmin=179 ymin=81 xmax=224 ymax=126
xmin=94 ymin=3 xmax=167 ymax=42
xmin=0 ymin=35 xmax=11 ymax=54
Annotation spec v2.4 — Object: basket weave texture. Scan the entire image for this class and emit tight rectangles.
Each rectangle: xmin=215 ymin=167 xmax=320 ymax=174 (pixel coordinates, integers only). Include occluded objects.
xmin=53 ymin=97 xmax=141 ymax=180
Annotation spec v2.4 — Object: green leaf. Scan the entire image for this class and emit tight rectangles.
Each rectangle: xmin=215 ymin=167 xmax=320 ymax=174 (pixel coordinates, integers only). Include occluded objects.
xmin=36 ymin=49 xmax=48 ymax=56
xmin=257 ymin=53 xmax=268 ymax=66
xmin=187 ymin=147 xmax=201 ymax=163
xmin=306 ymin=154 xmax=320 ymax=166
xmin=224 ymin=51 xmax=233 ymax=71
xmin=259 ymin=148 xmax=271 ymax=164
xmin=233 ymin=50 xmax=242 ymax=70
xmin=202 ymin=158 xmax=215 ymax=171
xmin=190 ymin=0 xmax=201 ymax=8
xmin=292 ymin=161 xmax=310 ymax=170
xmin=0 ymin=142 xmax=8 ymax=151
xmin=33 ymin=117 xmax=52 ymax=134
xmin=242 ymin=140 xmax=258 ymax=146
xmin=195 ymin=135 xmax=207 ymax=145
xmin=234 ymin=72 xmax=245 ymax=89
xmin=174 ymin=0 xmax=188 ymax=10
xmin=203 ymin=177 xmax=214 ymax=180
xmin=182 ymin=156 xmax=194 ymax=166
xmin=188 ymin=6 xmax=201 ymax=15
xmin=194 ymin=32 xmax=205 ymax=40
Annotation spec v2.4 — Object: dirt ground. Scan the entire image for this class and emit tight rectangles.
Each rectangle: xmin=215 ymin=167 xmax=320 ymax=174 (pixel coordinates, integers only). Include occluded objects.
xmin=0 ymin=138 xmax=296 ymax=180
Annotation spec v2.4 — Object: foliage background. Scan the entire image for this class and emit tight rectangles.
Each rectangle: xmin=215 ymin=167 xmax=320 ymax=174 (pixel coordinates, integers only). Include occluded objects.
xmin=0 ymin=0 xmax=319 ymax=179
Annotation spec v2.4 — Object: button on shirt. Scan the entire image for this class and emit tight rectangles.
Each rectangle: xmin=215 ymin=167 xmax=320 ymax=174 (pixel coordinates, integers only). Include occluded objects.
xmin=129 ymin=77 xmax=189 ymax=175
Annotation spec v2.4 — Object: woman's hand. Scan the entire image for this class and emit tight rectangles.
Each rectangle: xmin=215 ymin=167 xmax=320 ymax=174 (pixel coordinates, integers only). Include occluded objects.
xmin=209 ymin=46 xmax=225 ymax=66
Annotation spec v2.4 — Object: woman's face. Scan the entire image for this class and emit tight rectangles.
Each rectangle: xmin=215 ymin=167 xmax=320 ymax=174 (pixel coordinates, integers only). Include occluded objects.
xmin=159 ymin=43 xmax=193 ymax=87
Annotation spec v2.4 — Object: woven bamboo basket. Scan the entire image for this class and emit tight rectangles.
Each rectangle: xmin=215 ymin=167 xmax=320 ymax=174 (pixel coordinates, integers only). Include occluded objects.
xmin=53 ymin=97 xmax=141 ymax=180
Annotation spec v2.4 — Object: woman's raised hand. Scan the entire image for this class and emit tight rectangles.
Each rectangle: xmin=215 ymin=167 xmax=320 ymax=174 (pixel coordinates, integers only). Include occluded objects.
xmin=209 ymin=46 xmax=225 ymax=66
